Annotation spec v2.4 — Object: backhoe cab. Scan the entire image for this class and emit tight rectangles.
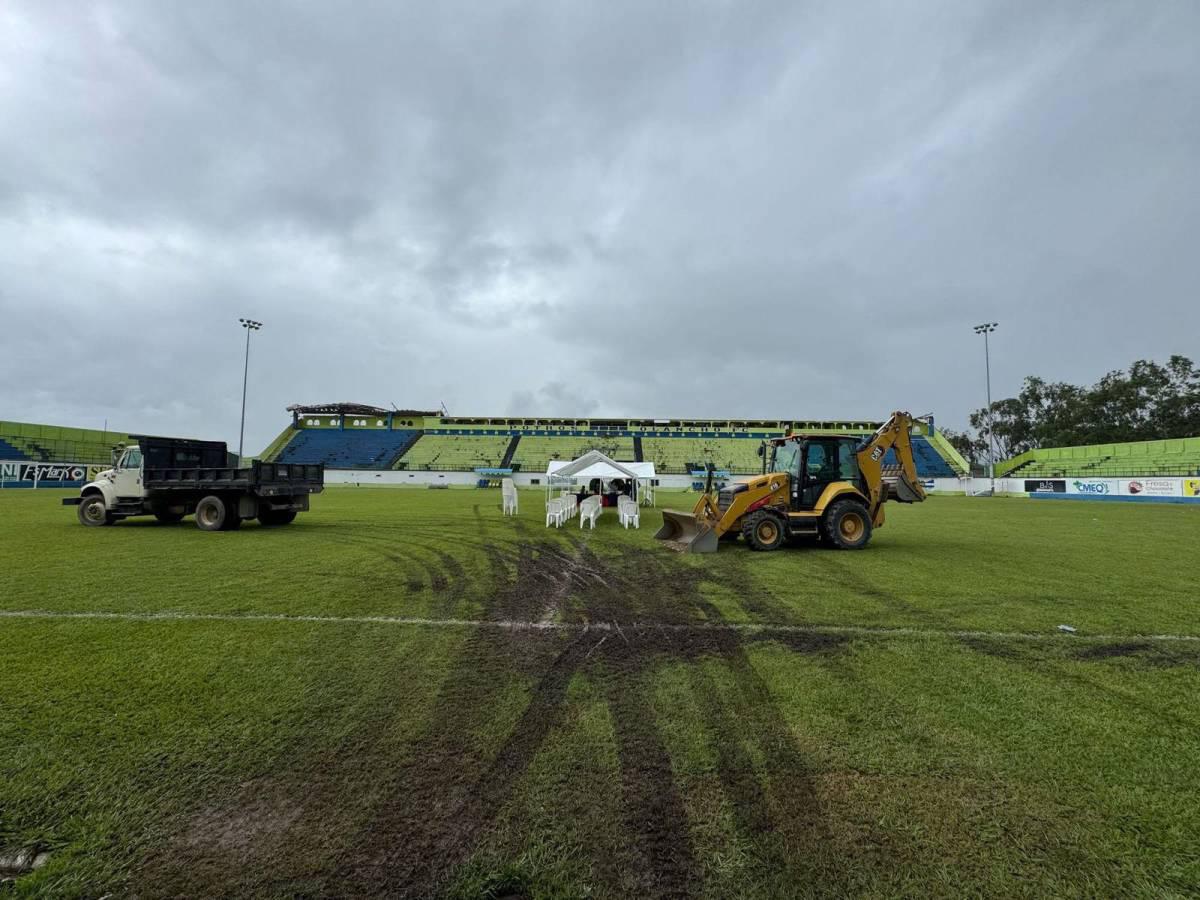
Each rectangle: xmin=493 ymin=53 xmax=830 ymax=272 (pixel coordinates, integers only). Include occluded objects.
xmin=655 ymin=411 xmax=927 ymax=553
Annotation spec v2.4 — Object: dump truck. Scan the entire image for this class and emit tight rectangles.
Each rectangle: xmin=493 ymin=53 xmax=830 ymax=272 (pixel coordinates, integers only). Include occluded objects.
xmin=655 ymin=411 xmax=927 ymax=552
xmin=63 ymin=435 xmax=323 ymax=530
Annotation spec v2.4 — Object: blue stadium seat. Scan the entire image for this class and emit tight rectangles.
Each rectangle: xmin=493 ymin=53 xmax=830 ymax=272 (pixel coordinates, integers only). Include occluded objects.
xmin=885 ymin=436 xmax=955 ymax=478
xmin=275 ymin=429 xmax=419 ymax=469
xmin=0 ymin=438 xmax=29 ymax=460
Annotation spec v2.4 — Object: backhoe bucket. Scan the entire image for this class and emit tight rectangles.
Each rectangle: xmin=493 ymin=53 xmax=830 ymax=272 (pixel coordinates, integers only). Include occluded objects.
xmin=655 ymin=509 xmax=720 ymax=553
xmin=886 ymin=471 xmax=927 ymax=503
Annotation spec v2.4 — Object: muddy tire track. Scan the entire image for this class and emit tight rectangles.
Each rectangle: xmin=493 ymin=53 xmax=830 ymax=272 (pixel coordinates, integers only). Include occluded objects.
xmin=337 ymin=631 xmax=587 ymax=898
xmin=141 ymin=527 xmax=853 ymax=899
xmin=602 ymin=671 xmax=701 ymax=899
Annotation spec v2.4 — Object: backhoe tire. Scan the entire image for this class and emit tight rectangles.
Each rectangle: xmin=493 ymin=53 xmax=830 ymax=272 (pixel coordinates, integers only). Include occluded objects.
xmin=195 ymin=495 xmax=228 ymax=532
xmin=78 ymin=495 xmax=113 ymax=527
xmin=742 ymin=510 xmax=787 ymax=551
xmin=821 ymin=499 xmax=873 ymax=550
xmin=259 ymin=509 xmax=297 ymax=527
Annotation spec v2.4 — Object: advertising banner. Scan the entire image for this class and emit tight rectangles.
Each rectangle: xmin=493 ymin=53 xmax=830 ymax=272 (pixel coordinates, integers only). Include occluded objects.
xmin=0 ymin=461 xmax=89 ymax=487
xmin=1025 ymin=479 xmax=1066 ymax=493
xmin=1123 ymin=479 xmax=1180 ymax=497
xmin=1184 ymin=479 xmax=1200 ymax=498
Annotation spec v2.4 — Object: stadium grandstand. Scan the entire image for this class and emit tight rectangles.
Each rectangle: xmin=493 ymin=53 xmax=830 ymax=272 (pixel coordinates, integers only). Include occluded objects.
xmin=997 ymin=436 xmax=1200 ymax=479
xmin=0 ymin=420 xmax=131 ymax=464
xmin=263 ymin=403 xmax=970 ymax=477
xmin=4 ymin=408 xmax=1199 ymax=484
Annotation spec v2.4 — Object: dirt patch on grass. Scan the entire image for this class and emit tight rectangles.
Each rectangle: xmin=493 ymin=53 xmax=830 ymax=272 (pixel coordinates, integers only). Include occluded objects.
xmin=961 ymin=636 xmax=1200 ymax=670
xmin=1075 ymin=640 xmax=1153 ymax=660
xmin=326 ymin=539 xmax=851 ymax=898
xmin=1073 ymin=640 xmax=1200 ymax=668
xmin=137 ymin=534 xmax=856 ymax=899
xmin=181 ymin=783 xmax=305 ymax=855
xmin=602 ymin=672 xmax=701 ymax=898
xmin=334 ymin=630 xmax=586 ymax=898
xmin=958 ymin=635 xmax=1037 ymax=661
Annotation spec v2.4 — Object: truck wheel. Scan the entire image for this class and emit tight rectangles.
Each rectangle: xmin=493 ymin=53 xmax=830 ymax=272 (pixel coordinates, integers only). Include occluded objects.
xmin=259 ymin=509 xmax=297 ymax=526
xmin=742 ymin=510 xmax=787 ymax=551
xmin=195 ymin=495 xmax=228 ymax=531
xmin=154 ymin=510 xmax=184 ymax=524
xmin=821 ymin=499 xmax=873 ymax=550
xmin=78 ymin=495 xmax=113 ymax=527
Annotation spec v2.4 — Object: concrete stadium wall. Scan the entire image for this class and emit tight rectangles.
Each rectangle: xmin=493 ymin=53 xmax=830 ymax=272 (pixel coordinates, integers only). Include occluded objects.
xmin=323 ymin=469 xmax=699 ymax=489
xmin=325 ymin=470 xmax=1200 ymax=502
xmin=932 ymin=475 xmax=1200 ymax=503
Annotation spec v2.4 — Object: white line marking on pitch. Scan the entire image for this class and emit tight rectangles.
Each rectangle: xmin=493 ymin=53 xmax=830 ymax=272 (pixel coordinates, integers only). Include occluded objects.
xmin=1 ymin=609 xmax=1197 ymax=643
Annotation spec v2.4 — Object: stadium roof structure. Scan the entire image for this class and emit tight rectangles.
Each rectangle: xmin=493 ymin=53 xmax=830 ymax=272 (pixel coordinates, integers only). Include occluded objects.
xmin=286 ymin=402 xmax=439 ymax=417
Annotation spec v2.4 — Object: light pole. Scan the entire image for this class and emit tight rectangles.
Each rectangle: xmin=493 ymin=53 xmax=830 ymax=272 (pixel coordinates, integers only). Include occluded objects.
xmin=238 ymin=318 xmax=263 ymax=462
xmin=973 ymin=322 xmax=998 ymax=493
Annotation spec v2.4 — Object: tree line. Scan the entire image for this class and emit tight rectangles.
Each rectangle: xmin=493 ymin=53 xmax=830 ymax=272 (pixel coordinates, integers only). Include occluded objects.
xmin=943 ymin=355 xmax=1200 ymax=466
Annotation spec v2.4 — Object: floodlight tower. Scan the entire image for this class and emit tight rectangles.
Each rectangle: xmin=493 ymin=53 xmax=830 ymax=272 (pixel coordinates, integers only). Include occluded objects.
xmin=973 ymin=322 xmax=998 ymax=493
xmin=238 ymin=318 xmax=263 ymax=462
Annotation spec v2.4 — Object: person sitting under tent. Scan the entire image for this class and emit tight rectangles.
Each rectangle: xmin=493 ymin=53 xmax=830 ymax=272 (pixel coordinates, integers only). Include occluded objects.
xmin=545 ymin=450 xmax=657 ymax=514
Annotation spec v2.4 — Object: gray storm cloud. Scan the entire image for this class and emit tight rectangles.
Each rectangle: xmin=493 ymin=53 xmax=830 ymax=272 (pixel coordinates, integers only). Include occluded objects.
xmin=1 ymin=1 xmax=1197 ymax=452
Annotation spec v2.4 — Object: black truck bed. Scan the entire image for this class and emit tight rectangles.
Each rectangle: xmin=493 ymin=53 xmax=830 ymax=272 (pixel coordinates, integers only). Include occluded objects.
xmin=143 ymin=461 xmax=324 ymax=496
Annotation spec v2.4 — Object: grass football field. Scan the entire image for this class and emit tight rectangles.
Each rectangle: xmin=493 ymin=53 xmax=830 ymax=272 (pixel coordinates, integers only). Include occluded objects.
xmin=1 ymin=487 xmax=1199 ymax=898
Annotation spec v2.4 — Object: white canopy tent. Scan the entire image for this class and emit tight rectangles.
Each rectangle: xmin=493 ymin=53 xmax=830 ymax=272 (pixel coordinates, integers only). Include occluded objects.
xmin=546 ymin=451 xmax=656 ymax=506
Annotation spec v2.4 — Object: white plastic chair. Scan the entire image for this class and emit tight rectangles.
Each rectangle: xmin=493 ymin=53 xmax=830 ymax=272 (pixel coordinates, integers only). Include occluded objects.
xmin=618 ymin=496 xmax=640 ymax=529
xmin=580 ymin=496 xmax=601 ymax=530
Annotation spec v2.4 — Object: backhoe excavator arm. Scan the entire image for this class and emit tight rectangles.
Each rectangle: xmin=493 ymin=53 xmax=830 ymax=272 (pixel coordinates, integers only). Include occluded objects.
xmin=855 ymin=411 xmax=927 ymax=512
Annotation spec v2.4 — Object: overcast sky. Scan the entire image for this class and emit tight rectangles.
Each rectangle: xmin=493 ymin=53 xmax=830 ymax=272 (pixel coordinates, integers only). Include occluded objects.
xmin=1 ymin=1 xmax=1197 ymax=452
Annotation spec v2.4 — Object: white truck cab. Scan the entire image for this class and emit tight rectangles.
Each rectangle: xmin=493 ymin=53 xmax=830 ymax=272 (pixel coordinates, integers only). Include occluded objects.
xmin=72 ymin=444 xmax=160 ymax=526
xmin=90 ymin=445 xmax=144 ymax=501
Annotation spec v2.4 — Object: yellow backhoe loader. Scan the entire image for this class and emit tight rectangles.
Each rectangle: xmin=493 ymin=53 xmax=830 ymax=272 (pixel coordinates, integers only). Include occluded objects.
xmin=655 ymin=411 xmax=928 ymax=553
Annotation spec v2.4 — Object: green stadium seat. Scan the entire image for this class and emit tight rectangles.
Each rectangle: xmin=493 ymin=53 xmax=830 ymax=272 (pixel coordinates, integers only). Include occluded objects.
xmin=398 ymin=434 xmax=513 ymax=470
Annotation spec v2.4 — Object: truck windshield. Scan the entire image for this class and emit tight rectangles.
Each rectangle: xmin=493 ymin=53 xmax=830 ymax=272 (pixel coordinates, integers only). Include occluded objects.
xmin=771 ymin=441 xmax=801 ymax=476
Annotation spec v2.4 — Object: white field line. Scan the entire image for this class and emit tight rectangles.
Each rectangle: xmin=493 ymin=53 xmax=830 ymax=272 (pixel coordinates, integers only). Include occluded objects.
xmin=1 ymin=609 xmax=1198 ymax=644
